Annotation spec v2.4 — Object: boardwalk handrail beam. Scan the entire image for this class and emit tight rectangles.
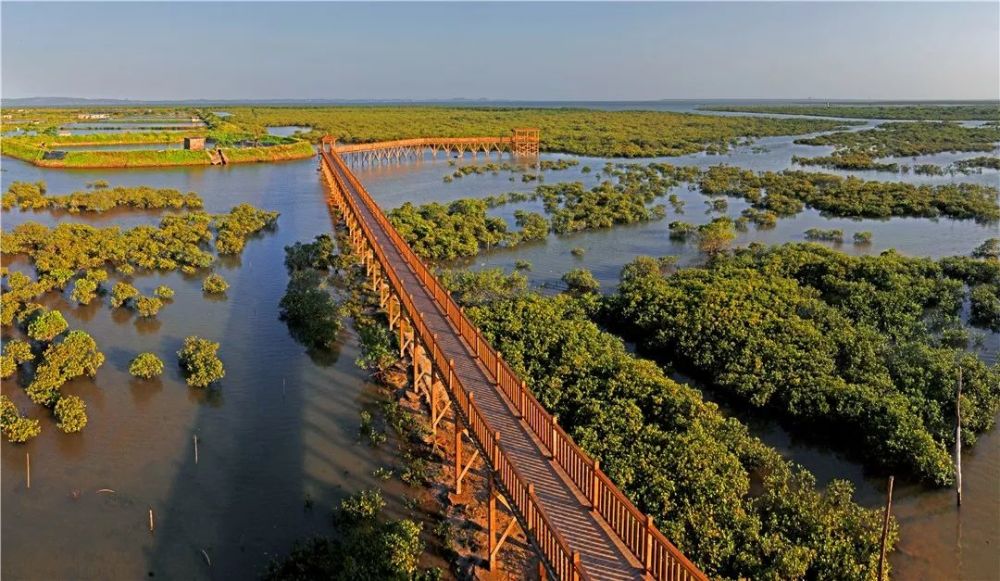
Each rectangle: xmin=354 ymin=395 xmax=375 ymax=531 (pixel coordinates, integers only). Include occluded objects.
xmin=320 ymin=146 xmax=706 ymax=581
xmin=331 ymin=130 xmax=540 ymax=158
xmin=321 ymin=151 xmax=586 ymax=580
xmin=333 ymin=136 xmax=512 ymax=154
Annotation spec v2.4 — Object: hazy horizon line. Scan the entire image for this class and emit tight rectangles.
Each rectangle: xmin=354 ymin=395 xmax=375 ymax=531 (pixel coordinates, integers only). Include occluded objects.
xmin=5 ymin=96 xmax=998 ymax=105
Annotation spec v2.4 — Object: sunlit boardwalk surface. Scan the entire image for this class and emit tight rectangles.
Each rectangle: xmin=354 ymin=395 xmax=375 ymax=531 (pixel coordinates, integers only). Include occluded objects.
xmin=320 ymin=142 xmax=706 ymax=581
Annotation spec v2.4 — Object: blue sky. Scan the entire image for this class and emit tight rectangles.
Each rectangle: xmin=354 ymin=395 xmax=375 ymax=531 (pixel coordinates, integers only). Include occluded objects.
xmin=2 ymin=2 xmax=997 ymax=100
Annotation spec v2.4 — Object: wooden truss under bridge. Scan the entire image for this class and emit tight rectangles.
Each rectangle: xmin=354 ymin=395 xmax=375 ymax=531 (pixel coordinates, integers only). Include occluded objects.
xmin=318 ymin=144 xmax=706 ymax=581
xmin=320 ymin=128 xmax=540 ymax=165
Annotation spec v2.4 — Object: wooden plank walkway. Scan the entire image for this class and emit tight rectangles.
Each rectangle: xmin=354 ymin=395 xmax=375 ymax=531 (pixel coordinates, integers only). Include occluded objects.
xmin=326 ymin=152 xmax=642 ymax=579
xmin=321 ymin=146 xmax=706 ymax=581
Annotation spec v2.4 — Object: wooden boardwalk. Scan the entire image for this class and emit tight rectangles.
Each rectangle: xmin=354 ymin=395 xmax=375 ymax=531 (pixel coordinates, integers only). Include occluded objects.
xmin=319 ymin=145 xmax=706 ymax=581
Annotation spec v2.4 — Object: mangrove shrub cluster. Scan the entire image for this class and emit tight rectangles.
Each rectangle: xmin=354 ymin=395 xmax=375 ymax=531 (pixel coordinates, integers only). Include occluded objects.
xmin=279 ymin=235 xmax=345 ymax=349
xmin=389 ymin=164 xmax=685 ymax=260
xmin=697 ymin=165 xmax=999 ymax=221
xmin=177 ymin=336 xmax=225 ymax=387
xmin=1 ymin=204 xmax=280 ymax=287
xmin=795 ymin=121 xmax=1000 ymax=157
xmin=2 ymin=181 xmax=203 ymax=213
xmin=262 ymin=488 xmax=434 ymax=581
xmin=608 ymin=244 xmax=1000 ymax=485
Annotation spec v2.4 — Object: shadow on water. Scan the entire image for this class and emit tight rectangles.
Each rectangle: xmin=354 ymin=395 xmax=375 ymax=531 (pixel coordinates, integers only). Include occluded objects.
xmin=144 ymin=164 xmax=414 ymax=580
xmin=146 ymin=182 xmax=325 ymax=578
xmin=1 ymin=157 xmax=410 ymax=580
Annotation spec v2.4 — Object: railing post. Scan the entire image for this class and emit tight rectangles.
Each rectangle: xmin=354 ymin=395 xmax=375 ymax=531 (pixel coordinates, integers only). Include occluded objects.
xmin=468 ymin=392 xmax=475 ymax=421
xmin=496 ymin=352 xmax=501 ymax=383
xmin=448 ymin=359 xmax=455 ymax=392
xmin=644 ymin=514 xmax=654 ymax=573
xmin=591 ymin=459 xmax=600 ymax=511
xmin=526 ymin=483 xmax=535 ymax=531
xmin=550 ymin=415 xmax=558 ymax=460
xmin=492 ymin=430 xmax=501 ymax=466
xmin=572 ymin=551 xmax=581 ymax=581
xmin=518 ymin=381 xmax=526 ymax=419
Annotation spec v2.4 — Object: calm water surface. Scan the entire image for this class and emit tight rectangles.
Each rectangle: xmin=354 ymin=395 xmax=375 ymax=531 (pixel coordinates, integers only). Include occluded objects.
xmin=267 ymin=126 xmax=311 ymax=137
xmin=1 ymin=156 xmax=416 ymax=580
xmin=2 ymin=119 xmax=998 ymax=579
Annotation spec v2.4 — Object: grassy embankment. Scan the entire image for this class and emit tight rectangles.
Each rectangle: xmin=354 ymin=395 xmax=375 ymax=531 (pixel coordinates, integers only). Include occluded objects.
xmin=2 ymin=130 xmax=315 ymax=168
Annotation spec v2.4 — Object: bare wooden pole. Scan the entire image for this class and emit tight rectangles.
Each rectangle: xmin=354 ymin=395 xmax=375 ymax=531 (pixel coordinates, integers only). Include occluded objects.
xmin=194 ymin=435 xmax=199 ymax=465
xmin=956 ymin=367 xmax=963 ymax=507
xmin=877 ymin=475 xmax=894 ymax=581
xmin=148 ymin=507 xmax=155 ymax=533
xmin=25 ymin=452 xmax=30 ymax=489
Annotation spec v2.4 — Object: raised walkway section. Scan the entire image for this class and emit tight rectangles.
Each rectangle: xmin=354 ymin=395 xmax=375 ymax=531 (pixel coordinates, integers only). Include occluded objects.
xmin=319 ymin=143 xmax=706 ymax=581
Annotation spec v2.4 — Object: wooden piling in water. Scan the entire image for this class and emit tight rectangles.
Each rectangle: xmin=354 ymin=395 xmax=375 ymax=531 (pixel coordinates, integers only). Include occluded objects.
xmin=194 ymin=435 xmax=199 ymax=465
xmin=877 ymin=475 xmax=894 ymax=581
xmin=956 ymin=367 xmax=963 ymax=507
xmin=149 ymin=507 xmax=155 ymax=532
xmin=25 ymin=452 xmax=30 ymax=489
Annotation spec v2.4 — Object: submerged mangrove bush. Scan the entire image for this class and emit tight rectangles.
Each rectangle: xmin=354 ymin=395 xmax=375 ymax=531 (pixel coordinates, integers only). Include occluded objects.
xmin=279 ymin=235 xmax=344 ymax=350
xmin=177 ymin=336 xmax=225 ymax=388
xmin=129 ymin=352 xmax=165 ymax=379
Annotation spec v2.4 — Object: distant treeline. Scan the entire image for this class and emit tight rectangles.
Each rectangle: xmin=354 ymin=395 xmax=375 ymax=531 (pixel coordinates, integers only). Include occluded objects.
xmin=700 ymin=103 xmax=1000 ymax=121
xmin=221 ymin=105 xmax=852 ymax=157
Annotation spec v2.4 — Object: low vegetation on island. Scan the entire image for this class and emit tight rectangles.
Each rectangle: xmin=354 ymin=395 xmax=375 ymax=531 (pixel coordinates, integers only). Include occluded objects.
xmin=792 ymin=121 xmax=1000 ymax=164
xmin=697 ymin=165 xmax=999 ymax=222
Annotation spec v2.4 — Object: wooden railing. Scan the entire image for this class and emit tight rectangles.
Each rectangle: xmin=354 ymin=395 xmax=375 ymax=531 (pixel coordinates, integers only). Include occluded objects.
xmin=321 ymin=149 xmax=706 ymax=581
xmin=332 ymin=136 xmax=511 ymax=154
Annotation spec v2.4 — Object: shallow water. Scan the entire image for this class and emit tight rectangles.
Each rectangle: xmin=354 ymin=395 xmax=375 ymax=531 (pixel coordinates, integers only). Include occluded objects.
xmin=2 ymin=118 xmax=998 ymax=579
xmin=267 ymin=126 xmax=311 ymax=137
xmin=1 ymin=156 xmax=416 ymax=580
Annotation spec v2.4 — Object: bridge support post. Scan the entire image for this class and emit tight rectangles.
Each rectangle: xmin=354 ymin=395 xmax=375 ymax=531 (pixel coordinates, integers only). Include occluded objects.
xmin=388 ymin=296 xmax=400 ymax=330
xmin=454 ymin=415 xmax=463 ymax=493
xmin=399 ymin=318 xmax=414 ymax=359
xmin=413 ymin=343 xmax=428 ymax=397
xmin=486 ymin=473 xmax=521 ymax=573
xmin=488 ymin=475 xmax=497 ymax=570
xmin=429 ymin=378 xmax=450 ymax=444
